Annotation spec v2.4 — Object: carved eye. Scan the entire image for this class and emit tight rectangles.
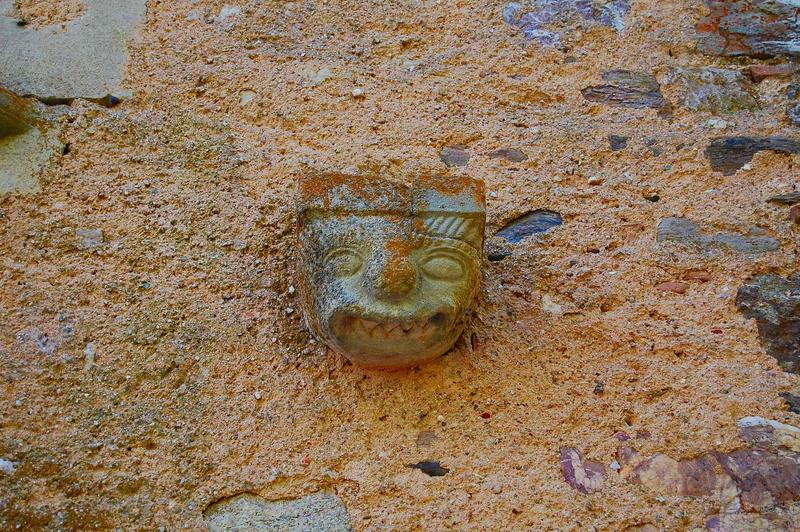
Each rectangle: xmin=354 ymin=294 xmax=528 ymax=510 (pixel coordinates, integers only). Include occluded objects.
xmin=325 ymin=248 xmax=363 ymax=277
xmin=421 ymin=253 xmax=464 ymax=281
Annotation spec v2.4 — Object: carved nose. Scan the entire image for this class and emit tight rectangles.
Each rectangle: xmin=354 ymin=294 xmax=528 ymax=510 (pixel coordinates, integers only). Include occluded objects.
xmin=376 ymin=255 xmax=417 ymax=300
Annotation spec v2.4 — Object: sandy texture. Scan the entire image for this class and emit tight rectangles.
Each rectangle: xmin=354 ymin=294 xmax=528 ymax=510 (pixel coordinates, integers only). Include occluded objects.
xmin=11 ymin=0 xmax=85 ymax=28
xmin=0 ymin=0 xmax=799 ymax=529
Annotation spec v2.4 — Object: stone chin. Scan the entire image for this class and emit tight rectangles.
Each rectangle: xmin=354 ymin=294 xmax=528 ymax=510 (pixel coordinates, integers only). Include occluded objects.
xmin=327 ymin=308 xmax=463 ymax=369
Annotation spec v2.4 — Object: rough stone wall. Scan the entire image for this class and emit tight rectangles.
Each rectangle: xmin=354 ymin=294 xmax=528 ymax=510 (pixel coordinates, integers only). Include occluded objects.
xmin=0 ymin=0 xmax=798 ymax=530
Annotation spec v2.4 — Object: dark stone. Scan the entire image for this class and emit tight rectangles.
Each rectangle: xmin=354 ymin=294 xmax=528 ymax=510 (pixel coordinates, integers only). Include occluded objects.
xmin=487 ymin=148 xmax=528 ymax=162
xmin=440 ymin=145 xmax=470 ymax=167
xmin=582 ymin=70 xmax=672 ymax=116
xmin=789 ymin=102 xmax=800 ymax=128
xmin=496 ymin=210 xmax=563 ymax=244
xmin=781 ymin=392 xmax=800 ymax=414
xmin=657 ymin=217 xmax=779 ymax=255
xmin=736 ymin=273 xmax=800 ymax=373
xmin=503 ymin=0 xmax=630 ymax=47
xmin=560 ymin=447 xmax=606 ymax=494
xmin=768 ymin=192 xmax=800 ymax=205
xmin=408 ymin=460 xmax=449 ymax=477
xmin=705 ymin=137 xmax=800 ymax=176
xmin=608 ymin=134 xmax=628 ymax=151
xmin=488 ymin=251 xmax=511 ymax=261
xmin=697 ymin=0 xmax=800 ymax=59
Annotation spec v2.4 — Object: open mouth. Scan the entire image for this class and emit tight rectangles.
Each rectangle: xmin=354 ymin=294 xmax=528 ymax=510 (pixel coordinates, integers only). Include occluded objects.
xmin=343 ymin=313 xmax=446 ymax=341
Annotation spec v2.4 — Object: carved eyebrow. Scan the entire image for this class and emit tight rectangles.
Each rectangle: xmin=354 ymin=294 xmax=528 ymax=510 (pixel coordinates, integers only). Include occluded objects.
xmin=418 ymin=213 xmax=482 ymax=247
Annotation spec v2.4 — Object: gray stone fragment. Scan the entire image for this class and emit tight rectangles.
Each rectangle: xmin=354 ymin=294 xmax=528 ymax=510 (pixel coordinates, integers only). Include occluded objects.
xmin=608 ymin=134 xmax=628 ymax=151
xmin=705 ymin=137 xmax=800 ymax=176
xmin=76 ymin=229 xmax=104 ymax=250
xmin=768 ymin=192 xmax=800 ymax=206
xmin=0 ymin=0 xmax=147 ymax=101
xmin=663 ymin=67 xmax=759 ymax=114
xmin=697 ymin=0 xmax=800 ymax=59
xmin=656 ymin=217 xmax=780 ymax=255
xmin=487 ymin=148 xmax=528 ymax=162
xmin=736 ymin=273 xmax=800 ymax=373
xmin=789 ymin=102 xmax=800 ymax=128
xmin=440 ymin=145 xmax=470 ymax=167
xmin=204 ymin=492 xmax=352 ymax=532
xmin=582 ymin=70 xmax=673 ymax=116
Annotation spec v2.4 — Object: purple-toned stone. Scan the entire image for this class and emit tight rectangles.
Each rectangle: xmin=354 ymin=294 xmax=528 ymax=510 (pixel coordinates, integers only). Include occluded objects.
xmin=715 ymin=448 xmax=800 ymax=511
xmin=503 ymin=0 xmax=630 ymax=47
xmin=560 ymin=447 xmax=606 ymax=494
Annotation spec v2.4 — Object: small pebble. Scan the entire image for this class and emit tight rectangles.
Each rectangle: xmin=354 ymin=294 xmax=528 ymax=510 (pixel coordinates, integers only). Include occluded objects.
xmin=705 ymin=118 xmax=728 ymax=129
xmin=288 ymin=285 xmax=296 ymax=295
xmin=351 ymin=88 xmax=364 ymax=98
xmin=254 ymin=391 xmax=262 ymax=400
xmin=0 ymin=459 xmax=15 ymax=474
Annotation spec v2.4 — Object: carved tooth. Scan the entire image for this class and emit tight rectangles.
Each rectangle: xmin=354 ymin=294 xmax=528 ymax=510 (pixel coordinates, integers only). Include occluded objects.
xmin=362 ymin=319 xmax=378 ymax=332
xmin=402 ymin=321 xmax=414 ymax=332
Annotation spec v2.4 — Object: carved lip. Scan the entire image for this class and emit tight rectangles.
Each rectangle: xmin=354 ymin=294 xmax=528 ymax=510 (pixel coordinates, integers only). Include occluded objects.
xmin=341 ymin=313 xmax=446 ymax=341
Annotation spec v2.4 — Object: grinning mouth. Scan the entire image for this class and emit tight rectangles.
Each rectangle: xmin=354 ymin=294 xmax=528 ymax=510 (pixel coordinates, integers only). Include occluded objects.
xmin=344 ymin=313 xmax=446 ymax=341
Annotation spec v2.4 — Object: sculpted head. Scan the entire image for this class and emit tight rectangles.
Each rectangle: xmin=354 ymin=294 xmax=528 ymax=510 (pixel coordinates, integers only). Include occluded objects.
xmin=296 ymin=172 xmax=485 ymax=369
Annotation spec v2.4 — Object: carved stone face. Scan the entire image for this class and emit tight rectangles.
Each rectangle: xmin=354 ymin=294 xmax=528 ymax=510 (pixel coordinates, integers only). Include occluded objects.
xmin=296 ymin=173 xmax=485 ymax=369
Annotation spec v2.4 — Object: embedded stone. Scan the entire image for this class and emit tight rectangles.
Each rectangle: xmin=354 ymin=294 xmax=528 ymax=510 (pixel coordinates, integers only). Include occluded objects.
xmin=496 ymin=210 xmax=562 ymax=244
xmin=582 ymin=70 xmax=672 ymax=116
xmin=697 ymin=0 xmax=800 ymax=59
xmin=203 ymin=492 xmax=351 ymax=532
xmin=705 ymin=137 xmax=800 ymax=176
xmin=608 ymin=134 xmax=628 ymax=151
xmin=629 ymin=453 xmax=738 ymax=502
xmin=0 ymin=0 xmax=147 ymax=102
xmin=656 ymin=217 xmax=780 ymax=255
xmin=296 ymin=172 xmax=485 ymax=369
xmin=768 ymin=192 xmax=800 ymax=206
xmin=736 ymin=273 xmax=800 ymax=373
xmin=560 ymin=447 xmax=606 ymax=494
xmin=737 ymin=416 xmax=800 ymax=452
xmin=487 ymin=148 xmax=528 ymax=163
xmin=440 ymin=145 xmax=470 ymax=167
xmin=503 ymin=0 xmax=630 ymax=47
xmin=715 ymin=448 xmax=800 ymax=511
xmin=408 ymin=460 xmax=449 ymax=476
xmin=789 ymin=102 xmax=800 ymax=128
xmin=663 ymin=67 xmax=759 ymax=114
xmin=749 ymin=64 xmax=800 ymax=83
